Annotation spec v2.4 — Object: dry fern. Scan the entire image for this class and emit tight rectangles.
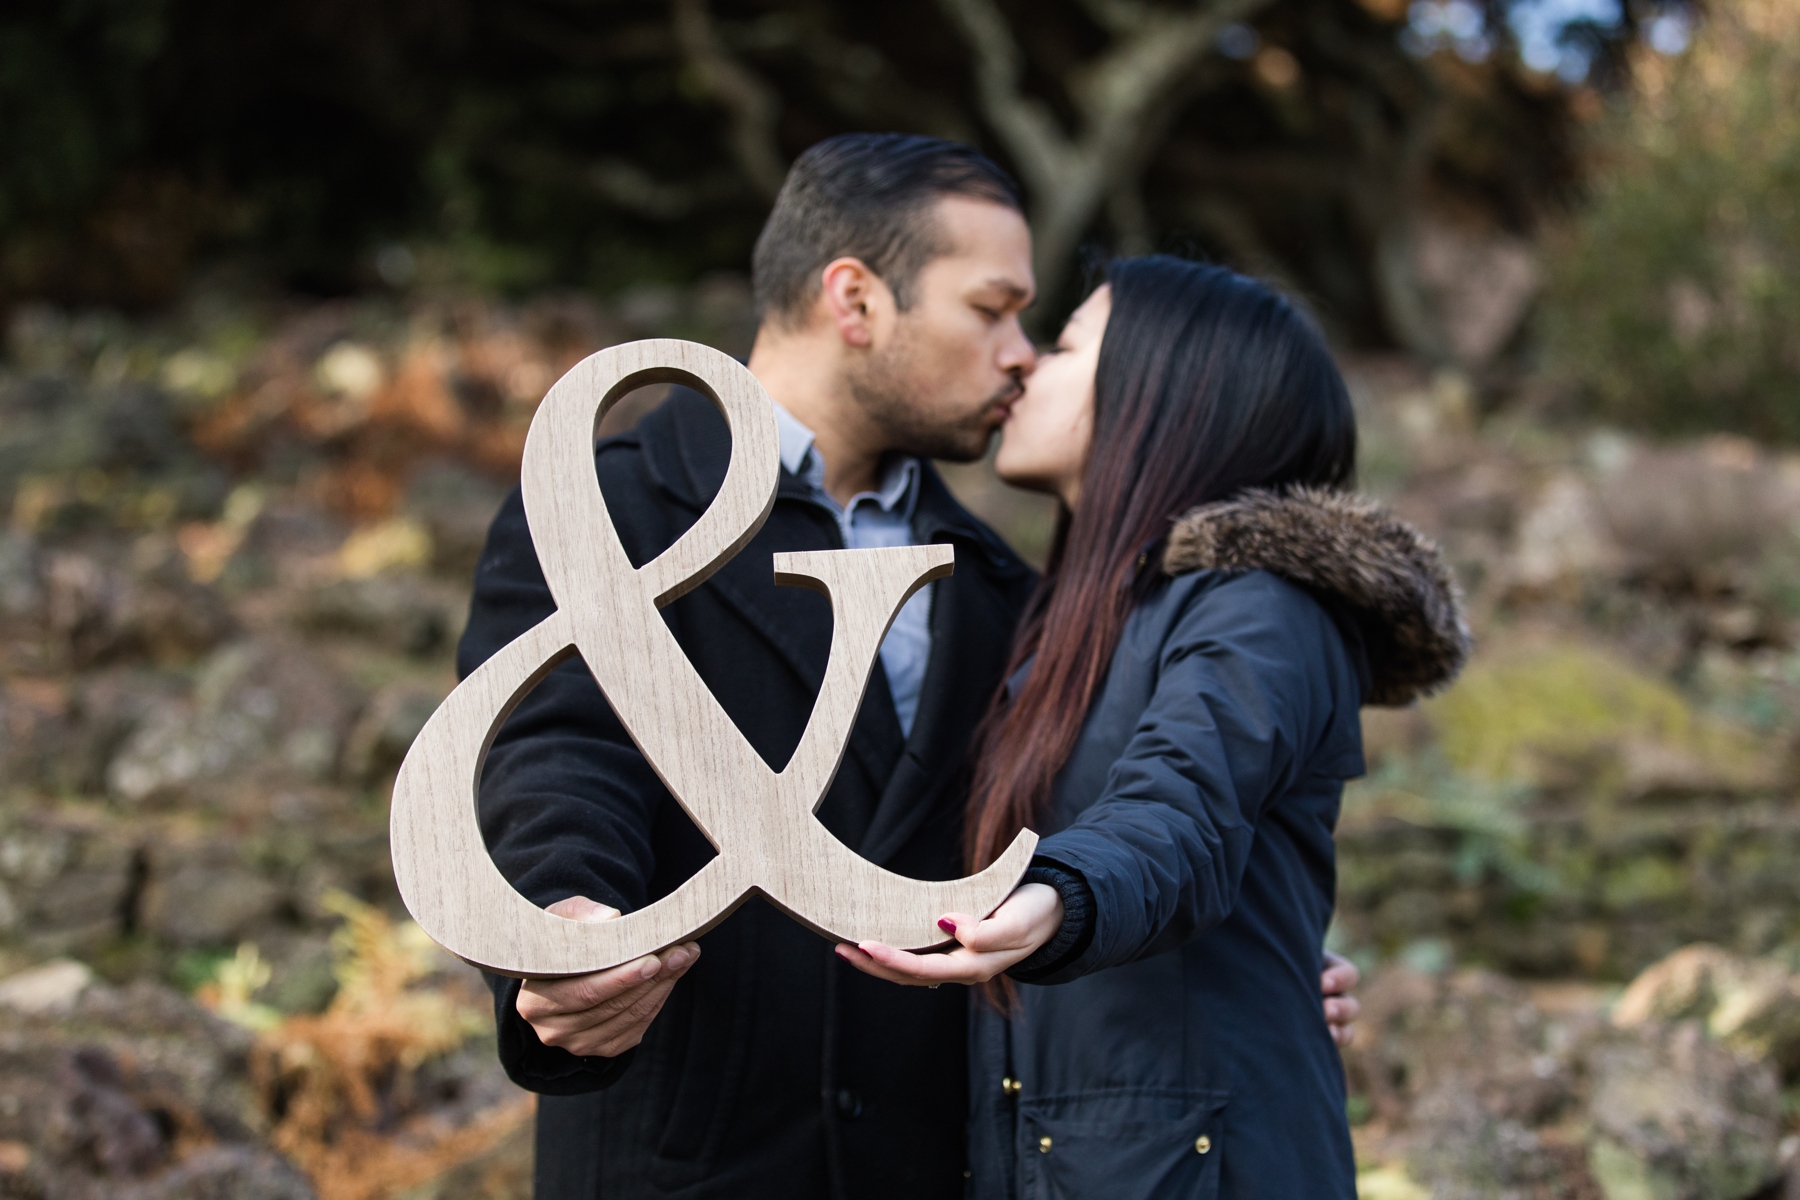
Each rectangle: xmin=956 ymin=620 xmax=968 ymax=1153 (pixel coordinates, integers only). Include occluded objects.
xmin=249 ymin=890 xmax=525 ymax=1200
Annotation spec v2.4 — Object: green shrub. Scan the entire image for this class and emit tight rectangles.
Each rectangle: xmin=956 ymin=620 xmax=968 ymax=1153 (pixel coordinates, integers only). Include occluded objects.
xmin=1543 ymin=0 xmax=1800 ymax=442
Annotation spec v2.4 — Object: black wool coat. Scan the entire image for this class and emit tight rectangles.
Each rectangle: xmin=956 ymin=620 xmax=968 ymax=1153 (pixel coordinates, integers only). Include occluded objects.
xmin=456 ymin=385 xmax=1036 ymax=1200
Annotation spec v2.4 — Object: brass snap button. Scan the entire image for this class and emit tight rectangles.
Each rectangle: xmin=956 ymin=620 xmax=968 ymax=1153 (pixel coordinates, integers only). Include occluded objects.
xmin=1039 ymin=1136 xmax=1053 ymax=1154
xmin=1002 ymin=1077 xmax=1022 ymax=1096
xmin=1195 ymin=1134 xmax=1212 ymax=1155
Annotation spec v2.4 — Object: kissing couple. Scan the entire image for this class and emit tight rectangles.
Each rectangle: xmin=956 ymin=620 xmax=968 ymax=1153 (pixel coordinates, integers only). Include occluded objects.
xmin=460 ymin=132 xmax=1467 ymax=1200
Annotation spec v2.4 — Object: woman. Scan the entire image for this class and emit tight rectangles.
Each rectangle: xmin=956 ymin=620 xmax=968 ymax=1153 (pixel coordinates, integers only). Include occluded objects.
xmin=838 ymin=257 xmax=1468 ymax=1197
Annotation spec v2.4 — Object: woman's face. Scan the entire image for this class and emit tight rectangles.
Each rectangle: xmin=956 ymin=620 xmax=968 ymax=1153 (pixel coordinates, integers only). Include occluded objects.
xmin=994 ymin=284 xmax=1111 ymax=508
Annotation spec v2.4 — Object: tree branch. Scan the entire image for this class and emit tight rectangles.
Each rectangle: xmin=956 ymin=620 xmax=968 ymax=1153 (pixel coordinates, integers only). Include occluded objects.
xmin=672 ymin=0 xmax=788 ymax=201
xmin=938 ymin=0 xmax=1277 ymax=302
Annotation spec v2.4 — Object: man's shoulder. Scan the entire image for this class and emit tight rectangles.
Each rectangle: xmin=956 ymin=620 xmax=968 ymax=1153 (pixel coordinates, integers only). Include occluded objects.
xmin=592 ymin=387 xmax=723 ymax=510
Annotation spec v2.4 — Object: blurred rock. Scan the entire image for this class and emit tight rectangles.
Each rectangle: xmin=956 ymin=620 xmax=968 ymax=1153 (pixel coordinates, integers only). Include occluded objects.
xmin=1616 ymin=945 xmax=1800 ymax=1073
xmin=0 ymin=975 xmax=313 ymax=1200
xmin=336 ymin=517 xmax=433 ymax=579
xmin=1348 ymin=964 xmax=1787 ymax=1200
xmin=39 ymin=546 xmax=234 ymax=669
xmin=1595 ymin=439 xmax=1797 ymax=595
xmin=1586 ymin=1021 xmax=1782 ymax=1200
xmin=294 ymin=574 xmax=459 ymax=657
xmin=106 ymin=638 xmax=358 ymax=806
xmin=1512 ymin=474 xmax=1622 ymax=592
xmin=107 ymin=702 xmax=267 ymax=806
xmin=342 ymin=682 xmax=447 ymax=784
xmin=114 ymin=1145 xmax=318 ymax=1200
xmin=1407 ymin=1088 xmax=1591 ymax=1200
xmin=403 ymin=461 xmax=509 ymax=579
xmin=0 ymin=811 xmax=142 ymax=954
xmin=0 ymin=532 xmax=44 ymax=625
xmin=393 ymin=1118 xmax=531 ymax=1200
xmin=0 ymin=675 xmax=73 ymax=793
xmin=139 ymin=846 xmax=285 ymax=948
xmin=0 ymin=959 xmax=93 ymax=1014
xmin=1410 ymin=213 xmax=1542 ymax=369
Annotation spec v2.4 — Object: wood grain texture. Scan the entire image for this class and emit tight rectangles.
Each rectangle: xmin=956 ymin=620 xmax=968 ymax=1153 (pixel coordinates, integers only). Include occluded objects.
xmin=390 ymin=339 xmax=1037 ymax=978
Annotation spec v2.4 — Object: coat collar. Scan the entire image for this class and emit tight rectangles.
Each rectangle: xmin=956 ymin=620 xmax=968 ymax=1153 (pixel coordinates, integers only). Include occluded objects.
xmin=1164 ymin=486 xmax=1469 ymax=706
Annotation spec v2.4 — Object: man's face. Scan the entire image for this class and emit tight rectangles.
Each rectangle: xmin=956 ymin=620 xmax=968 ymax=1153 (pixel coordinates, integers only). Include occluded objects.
xmin=846 ymin=197 xmax=1037 ymax=463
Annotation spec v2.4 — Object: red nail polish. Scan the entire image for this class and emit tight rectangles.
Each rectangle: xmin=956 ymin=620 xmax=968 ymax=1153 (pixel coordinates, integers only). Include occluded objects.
xmin=938 ymin=918 xmax=957 ymax=934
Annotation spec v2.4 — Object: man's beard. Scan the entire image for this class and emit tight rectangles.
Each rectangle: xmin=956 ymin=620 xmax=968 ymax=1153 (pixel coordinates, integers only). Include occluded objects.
xmin=847 ymin=338 xmax=1020 ymax=464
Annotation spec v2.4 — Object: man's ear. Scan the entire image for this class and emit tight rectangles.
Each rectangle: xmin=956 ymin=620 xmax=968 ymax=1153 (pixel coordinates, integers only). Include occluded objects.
xmin=819 ymin=257 xmax=895 ymax=350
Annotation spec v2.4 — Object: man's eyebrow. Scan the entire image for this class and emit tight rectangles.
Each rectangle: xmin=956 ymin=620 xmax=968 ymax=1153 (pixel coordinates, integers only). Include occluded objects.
xmin=976 ymin=279 xmax=1033 ymax=304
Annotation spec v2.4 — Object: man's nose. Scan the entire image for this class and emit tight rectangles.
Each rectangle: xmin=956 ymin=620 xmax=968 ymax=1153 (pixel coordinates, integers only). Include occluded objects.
xmin=1000 ymin=318 xmax=1037 ymax=376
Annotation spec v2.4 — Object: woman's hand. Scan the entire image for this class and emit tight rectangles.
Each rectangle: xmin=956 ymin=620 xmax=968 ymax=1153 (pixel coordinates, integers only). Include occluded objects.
xmin=835 ymin=882 xmax=1064 ymax=987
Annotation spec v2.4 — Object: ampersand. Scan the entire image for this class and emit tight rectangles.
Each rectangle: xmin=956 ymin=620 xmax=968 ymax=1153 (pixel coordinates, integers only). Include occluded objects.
xmin=389 ymin=340 xmax=1038 ymax=977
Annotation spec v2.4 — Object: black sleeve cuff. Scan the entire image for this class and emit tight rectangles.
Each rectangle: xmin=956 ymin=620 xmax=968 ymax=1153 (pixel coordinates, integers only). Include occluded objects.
xmin=487 ymin=973 xmax=636 ymax=1095
xmin=1007 ymin=858 xmax=1096 ymax=984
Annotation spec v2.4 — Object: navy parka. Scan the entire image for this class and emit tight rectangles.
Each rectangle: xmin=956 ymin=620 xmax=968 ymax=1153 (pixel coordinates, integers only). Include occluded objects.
xmin=968 ymin=489 xmax=1468 ymax=1200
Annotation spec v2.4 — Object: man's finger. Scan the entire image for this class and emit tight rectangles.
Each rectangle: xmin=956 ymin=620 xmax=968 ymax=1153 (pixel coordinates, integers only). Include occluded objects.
xmin=1321 ymin=951 xmax=1360 ymax=996
xmin=572 ymin=945 xmax=700 ymax=1021
xmin=529 ymin=946 xmax=700 ymax=1051
xmin=1325 ymin=995 xmax=1361 ymax=1026
xmin=521 ymin=940 xmax=698 ymax=1022
xmin=519 ymin=955 xmax=662 ymax=1020
xmin=546 ymin=895 xmax=622 ymax=922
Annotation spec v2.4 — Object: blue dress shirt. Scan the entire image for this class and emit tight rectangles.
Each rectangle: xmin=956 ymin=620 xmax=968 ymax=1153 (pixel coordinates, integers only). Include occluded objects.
xmin=772 ymin=403 xmax=931 ymax=737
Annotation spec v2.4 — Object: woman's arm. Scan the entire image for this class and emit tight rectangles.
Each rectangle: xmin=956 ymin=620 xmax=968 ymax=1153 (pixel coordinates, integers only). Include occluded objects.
xmin=1020 ymin=572 xmax=1353 ymax=974
xmin=843 ymin=571 xmax=1358 ymax=983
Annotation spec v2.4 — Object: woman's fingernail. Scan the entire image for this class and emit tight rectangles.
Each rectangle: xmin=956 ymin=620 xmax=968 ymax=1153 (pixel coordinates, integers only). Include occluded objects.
xmin=938 ymin=918 xmax=957 ymax=934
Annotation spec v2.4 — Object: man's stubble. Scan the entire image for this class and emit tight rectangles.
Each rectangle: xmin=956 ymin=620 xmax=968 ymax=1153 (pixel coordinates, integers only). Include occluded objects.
xmin=846 ymin=322 xmax=1021 ymax=464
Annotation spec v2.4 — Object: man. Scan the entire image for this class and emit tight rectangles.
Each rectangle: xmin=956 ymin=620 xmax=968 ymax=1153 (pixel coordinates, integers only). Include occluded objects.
xmin=460 ymin=133 xmax=1358 ymax=1200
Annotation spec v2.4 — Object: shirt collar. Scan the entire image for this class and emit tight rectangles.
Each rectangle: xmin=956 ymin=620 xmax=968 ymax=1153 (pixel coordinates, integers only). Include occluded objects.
xmin=771 ymin=401 xmax=922 ymax=520
xmin=772 ymin=400 xmax=818 ymax=478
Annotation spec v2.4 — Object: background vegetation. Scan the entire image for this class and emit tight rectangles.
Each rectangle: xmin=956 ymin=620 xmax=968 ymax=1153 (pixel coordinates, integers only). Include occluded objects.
xmin=8 ymin=2 xmax=1800 ymax=1198
xmin=4 ymin=0 xmax=1621 ymax=341
xmin=1544 ymin=0 xmax=1800 ymax=442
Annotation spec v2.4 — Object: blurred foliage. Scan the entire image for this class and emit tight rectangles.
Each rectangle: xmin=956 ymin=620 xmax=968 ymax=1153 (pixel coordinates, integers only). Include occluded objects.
xmin=1543 ymin=0 xmax=1800 ymax=442
xmin=248 ymin=891 xmax=512 ymax=1200
xmin=1428 ymin=643 xmax=1774 ymax=789
xmin=0 ymin=0 xmax=1620 ymax=343
xmin=1431 ymin=645 xmax=1693 ymax=779
xmin=196 ymin=941 xmax=283 ymax=1031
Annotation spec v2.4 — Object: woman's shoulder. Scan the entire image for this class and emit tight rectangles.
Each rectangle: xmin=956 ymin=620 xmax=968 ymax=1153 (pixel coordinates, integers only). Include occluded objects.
xmin=1154 ymin=568 xmax=1360 ymax=703
xmin=1160 ymin=486 xmax=1470 ymax=707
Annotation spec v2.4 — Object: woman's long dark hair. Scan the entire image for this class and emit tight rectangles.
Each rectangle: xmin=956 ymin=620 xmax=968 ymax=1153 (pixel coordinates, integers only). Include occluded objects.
xmin=967 ymin=256 xmax=1357 ymax=874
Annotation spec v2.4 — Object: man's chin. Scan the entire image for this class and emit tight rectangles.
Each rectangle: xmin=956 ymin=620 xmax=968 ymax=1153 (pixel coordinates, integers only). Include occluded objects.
xmin=917 ymin=425 xmax=997 ymax=464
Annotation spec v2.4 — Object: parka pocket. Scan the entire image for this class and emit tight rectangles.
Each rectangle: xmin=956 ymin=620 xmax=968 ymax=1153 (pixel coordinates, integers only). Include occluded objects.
xmin=1017 ymin=1088 xmax=1229 ymax=1200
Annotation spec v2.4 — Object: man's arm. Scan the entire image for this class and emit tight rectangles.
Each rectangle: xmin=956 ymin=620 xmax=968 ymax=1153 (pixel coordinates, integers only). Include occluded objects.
xmin=461 ymin=474 xmax=689 ymax=1092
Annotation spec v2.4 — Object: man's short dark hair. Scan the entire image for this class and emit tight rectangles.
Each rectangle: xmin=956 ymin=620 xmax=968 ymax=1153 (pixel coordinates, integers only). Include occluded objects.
xmin=751 ymin=133 xmax=1023 ymax=328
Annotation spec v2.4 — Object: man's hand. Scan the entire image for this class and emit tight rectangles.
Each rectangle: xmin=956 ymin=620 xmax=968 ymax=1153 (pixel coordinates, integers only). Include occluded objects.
xmin=835 ymin=883 xmax=1064 ymax=987
xmin=515 ymin=896 xmax=700 ymax=1058
xmin=1322 ymin=950 xmax=1360 ymax=1046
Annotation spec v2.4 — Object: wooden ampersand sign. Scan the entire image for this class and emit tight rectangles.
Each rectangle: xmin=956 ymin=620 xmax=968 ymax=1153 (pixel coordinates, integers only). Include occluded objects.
xmin=390 ymin=339 xmax=1038 ymax=978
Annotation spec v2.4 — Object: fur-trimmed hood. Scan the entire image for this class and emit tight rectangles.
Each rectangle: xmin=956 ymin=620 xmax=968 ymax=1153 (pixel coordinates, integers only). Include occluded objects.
xmin=1164 ymin=486 xmax=1470 ymax=706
